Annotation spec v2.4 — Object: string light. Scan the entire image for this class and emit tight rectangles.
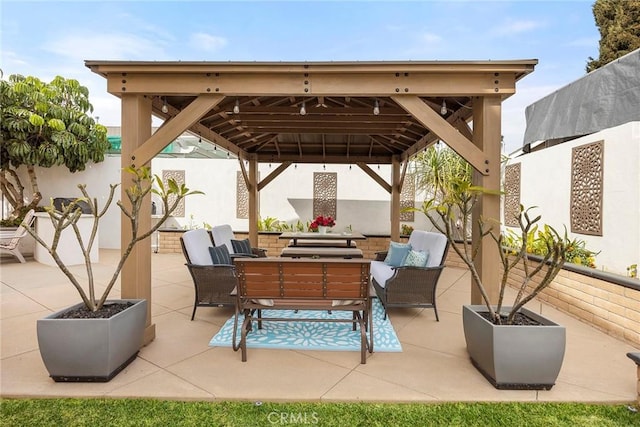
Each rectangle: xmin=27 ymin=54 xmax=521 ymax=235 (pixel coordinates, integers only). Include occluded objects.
xmin=161 ymin=97 xmax=169 ymax=114
xmin=373 ymin=99 xmax=380 ymax=115
xmin=233 ymin=99 xmax=240 ymax=114
xmin=440 ymin=99 xmax=447 ymax=115
xmin=300 ymin=101 xmax=306 ymax=116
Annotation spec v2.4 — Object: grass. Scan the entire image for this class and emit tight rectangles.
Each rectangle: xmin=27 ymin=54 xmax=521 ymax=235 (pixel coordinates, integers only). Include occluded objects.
xmin=1 ymin=399 xmax=638 ymax=426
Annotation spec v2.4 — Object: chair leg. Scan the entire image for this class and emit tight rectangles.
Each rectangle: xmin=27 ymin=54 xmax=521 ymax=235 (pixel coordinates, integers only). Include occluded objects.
xmin=434 ymin=304 xmax=439 ymax=322
xmin=191 ymin=304 xmax=197 ymax=321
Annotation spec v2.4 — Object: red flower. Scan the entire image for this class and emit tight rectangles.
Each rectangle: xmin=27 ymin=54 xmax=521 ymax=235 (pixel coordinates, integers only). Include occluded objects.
xmin=311 ymin=215 xmax=335 ymax=228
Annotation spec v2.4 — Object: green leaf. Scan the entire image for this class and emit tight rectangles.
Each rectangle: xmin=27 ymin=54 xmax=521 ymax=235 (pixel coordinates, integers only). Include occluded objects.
xmin=28 ymin=113 xmax=45 ymax=127
xmin=47 ymin=118 xmax=66 ymax=131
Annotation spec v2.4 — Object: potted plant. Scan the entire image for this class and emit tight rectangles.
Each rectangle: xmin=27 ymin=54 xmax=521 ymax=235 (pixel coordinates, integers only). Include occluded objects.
xmin=412 ymin=178 xmax=569 ymax=390
xmin=24 ymin=166 xmax=202 ymax=382
xmin=309 ymin=215 xmax=335 ymax=234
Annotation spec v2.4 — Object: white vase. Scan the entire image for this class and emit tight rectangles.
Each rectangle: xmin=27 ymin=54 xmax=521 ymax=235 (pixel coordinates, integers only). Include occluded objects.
xmin=318 ymin=226 xmax=329 ymax=234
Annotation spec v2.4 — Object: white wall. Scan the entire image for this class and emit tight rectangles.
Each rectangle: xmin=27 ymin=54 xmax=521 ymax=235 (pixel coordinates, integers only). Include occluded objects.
xmin=10 ymin=157 xmax=432 ymax=249
xmin=508 ymin=122 xmax=640 ymax=275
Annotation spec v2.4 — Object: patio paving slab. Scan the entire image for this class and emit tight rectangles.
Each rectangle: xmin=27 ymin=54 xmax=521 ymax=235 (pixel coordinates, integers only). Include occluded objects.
xmin=1 ymin=250 xmax=637 ymax=403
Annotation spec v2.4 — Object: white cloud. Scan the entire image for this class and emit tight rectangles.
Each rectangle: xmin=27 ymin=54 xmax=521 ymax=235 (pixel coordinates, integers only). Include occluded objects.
xmin=420 ymin=32 xmax=443 ymax=44
xmin=44 ymin=33 xmax=169 ymax=61
xmin=189 ymin=33 xmax=228 ymax=52
xmin=492 ymin=20 xmax=544 ymax=37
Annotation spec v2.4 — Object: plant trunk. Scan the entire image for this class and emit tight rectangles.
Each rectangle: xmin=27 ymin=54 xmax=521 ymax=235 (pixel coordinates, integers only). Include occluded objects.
xmin=26 ymin=165 xmax=42 ymax=210
xmin=0 ymin=168 xmax=26 ymax=218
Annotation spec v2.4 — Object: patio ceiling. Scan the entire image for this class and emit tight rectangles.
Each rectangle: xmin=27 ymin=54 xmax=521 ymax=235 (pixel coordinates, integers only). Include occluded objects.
xmin=86 ymin=60 xmax=537 ymax=167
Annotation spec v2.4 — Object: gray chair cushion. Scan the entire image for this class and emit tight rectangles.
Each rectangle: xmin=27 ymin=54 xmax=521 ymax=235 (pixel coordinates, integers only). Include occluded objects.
xmin=182 ymin=229 xmax=214 ymax=266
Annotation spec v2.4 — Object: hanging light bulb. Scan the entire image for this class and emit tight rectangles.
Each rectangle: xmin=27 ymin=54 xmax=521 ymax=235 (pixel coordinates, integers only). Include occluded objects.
xmin=373 ymin=99 xmax=380 ymax=116
xmin=233 ymin=99 xmax=240 ymax=114
xmin=300 ymin=101 xmax=306 ymax=116
xmin=161 ymin=97 xmax=169 ymax=114
xmin=440 ymin=99 xmax=447 ymax=115
xmin=323 ymin=164 xmax=326 ymax=170
xmin=349 ymin=164 xmax=352 ymax=170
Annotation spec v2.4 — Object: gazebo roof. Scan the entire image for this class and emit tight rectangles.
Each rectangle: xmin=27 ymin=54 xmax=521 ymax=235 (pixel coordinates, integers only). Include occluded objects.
xmin=86 ymin=60 xmax=537 ymax=165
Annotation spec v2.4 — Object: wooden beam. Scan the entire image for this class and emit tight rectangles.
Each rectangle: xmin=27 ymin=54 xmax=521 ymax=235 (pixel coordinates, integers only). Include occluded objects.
xmin=108 ymin=72 xmax=516 ymax=97
xmin=398 ymin=158 xmax=409 ymax=193
xmin=392 ymin=95 xmax=489 ymax=175
xmin=455 ymin=117 xmax=474 ymax=141
xmin=257 ymin=161 xmax=292 ymax=191
xmin=357 ymin=162 xmax=391 ymax=193
xmin=238 ymin=158 xmax=252 ymax=191
xmin=130 ymin=95 xmax=224 ymax=167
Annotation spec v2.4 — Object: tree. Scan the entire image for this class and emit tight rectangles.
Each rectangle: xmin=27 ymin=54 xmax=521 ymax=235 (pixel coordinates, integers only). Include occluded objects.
xmin=586 ymin=0 xmax=640 ymax=72
xmin=409 ymin=144 xmax=472 ymax=240
xmin=0 ymin=74 xmax=109 ymax=220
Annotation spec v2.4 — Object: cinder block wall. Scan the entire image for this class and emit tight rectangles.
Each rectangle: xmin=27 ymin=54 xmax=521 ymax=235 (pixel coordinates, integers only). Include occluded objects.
xmin=506 ymin=260 xmax=640 ymax=348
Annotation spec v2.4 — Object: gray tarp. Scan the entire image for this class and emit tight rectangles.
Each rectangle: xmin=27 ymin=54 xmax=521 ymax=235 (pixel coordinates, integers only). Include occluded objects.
xmin=523 ymin=48 xmax=640 ymax=146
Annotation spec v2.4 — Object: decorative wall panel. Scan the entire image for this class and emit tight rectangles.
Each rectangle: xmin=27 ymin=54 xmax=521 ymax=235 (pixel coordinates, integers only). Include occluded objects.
xmin=236 ymin=171 xmax=248 ymax=219
xmin=400 ymin=174 xmax=415 ymax=222
xmin=571 ymin=140 xmax=604 ymax=236
xmin=504 ymin=163 xmax=521 ymax=227
xmin=313 ymin=172 xmax=337 ymax=219
xmin=162 ymin=170 xmax=185 ymax=217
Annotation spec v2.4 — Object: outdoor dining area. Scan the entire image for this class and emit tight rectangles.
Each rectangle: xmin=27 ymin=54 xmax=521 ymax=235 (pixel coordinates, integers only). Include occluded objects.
xmin=1 ymin=248 xmax=636 ymax=402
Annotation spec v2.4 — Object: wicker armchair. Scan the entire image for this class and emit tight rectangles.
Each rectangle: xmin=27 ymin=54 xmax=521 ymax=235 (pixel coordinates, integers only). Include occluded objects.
xmin=180 ymin=228 xmax=237 ymax=320
xmin=211 ymin=224 xmax=267 ymax=258
xmin=371 ymin=231 xmax=449 ymax=321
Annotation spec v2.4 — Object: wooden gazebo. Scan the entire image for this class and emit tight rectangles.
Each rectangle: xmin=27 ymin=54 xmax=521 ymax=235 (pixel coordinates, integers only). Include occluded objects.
xmin=86 ymin=60 xmax=537 ymax=342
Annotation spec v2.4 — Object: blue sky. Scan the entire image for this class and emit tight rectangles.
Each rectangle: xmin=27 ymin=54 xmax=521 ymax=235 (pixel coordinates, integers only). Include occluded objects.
xmin=1 ymin=0 xmax=600 ymax=153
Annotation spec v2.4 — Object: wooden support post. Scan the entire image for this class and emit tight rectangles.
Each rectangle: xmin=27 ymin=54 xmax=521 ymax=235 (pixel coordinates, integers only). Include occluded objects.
xmin=471 ymin=96 xmax=502 ymax=304
xmin=120 ymin=94 xmax=155 ymax=345
xmin=248 ymin=157 xmax=259 ymax=247
xmin=390 ymin=156 xmax=401 ymax=242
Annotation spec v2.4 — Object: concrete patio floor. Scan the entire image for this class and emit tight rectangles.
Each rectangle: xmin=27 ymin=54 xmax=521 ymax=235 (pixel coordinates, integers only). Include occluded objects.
xmin=1 ymin=249 xmax=637 ymax=403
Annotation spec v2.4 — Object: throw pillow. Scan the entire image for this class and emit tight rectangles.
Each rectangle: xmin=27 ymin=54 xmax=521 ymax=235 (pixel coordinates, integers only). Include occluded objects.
xmin=208 ymin=244 xmax=232 ymax=265
xmin=231 ymin=238 xmax=252 ymax=255
xmin=403 ymin=250 xmax=430 ymax=267
xmin=384 ymin=241 xmax=412 ymax=267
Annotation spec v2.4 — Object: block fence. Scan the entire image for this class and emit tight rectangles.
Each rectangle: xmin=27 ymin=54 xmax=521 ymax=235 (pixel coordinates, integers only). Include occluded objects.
xmin=159 ymin=230 xmax=639 ymax=348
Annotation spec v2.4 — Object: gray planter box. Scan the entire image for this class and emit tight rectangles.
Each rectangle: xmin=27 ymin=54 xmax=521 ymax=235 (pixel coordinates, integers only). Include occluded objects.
xmin=37 ymin=299 xmax=147 ymax=382
xmin=462 ymin=305 xmax=566 ymax=390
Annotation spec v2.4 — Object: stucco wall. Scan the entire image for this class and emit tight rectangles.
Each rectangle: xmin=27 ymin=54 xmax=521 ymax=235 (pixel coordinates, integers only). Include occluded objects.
xmin=508 ymin=122 xmax=640 ymax=276
xmin=10 ymin=157 xmax=433 ymax=249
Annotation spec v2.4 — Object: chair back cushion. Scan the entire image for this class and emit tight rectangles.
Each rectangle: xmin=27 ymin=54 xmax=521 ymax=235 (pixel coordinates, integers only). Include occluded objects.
xmin=181 ymin=229 xmax=214 ymax=266
xmin=211 ymin=224 xmax=235 ymax=253
xmin=408 ymin=230 xmax=448 ymax=267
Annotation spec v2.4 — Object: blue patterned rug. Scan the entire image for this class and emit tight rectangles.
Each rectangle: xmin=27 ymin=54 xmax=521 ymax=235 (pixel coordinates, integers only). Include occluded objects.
xmin=209 ymin=298 xmax=402 ymax=352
